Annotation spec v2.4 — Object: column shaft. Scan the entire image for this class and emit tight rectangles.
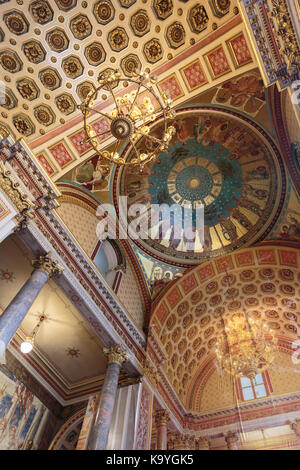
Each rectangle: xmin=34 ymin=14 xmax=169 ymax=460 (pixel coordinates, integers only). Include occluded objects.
xmin=0 ymin=269 xmax=48 ymax=347
xmin=88 ymin=362 xmax=121 ymax=450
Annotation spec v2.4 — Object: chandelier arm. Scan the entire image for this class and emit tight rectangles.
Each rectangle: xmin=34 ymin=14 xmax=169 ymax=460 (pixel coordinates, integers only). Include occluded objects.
xmin=86 ymin=107 xmax=113 ymax=121
xmin=130 ymin=138 xmax=141 ymax=162
xmin=135 ymin=131 xmax=163 ymax=145
xmin=83 ymin=130 xmax=111 ymax=143
xmin=106 ymin=81 xmax=121 ymax=116
xmin=128 ymin=81 xmax=143 ymax=117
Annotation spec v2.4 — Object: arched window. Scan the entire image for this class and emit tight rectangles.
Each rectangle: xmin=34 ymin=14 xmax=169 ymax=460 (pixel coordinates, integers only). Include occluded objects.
xmin=92 ymin=239 xmax=125 ymax=292
xmin=236 ymin=372 xmax=272 ymax=402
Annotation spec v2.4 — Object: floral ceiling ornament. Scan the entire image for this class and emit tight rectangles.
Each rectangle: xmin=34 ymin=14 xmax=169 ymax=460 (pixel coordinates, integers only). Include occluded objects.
xmin=70 ymin=14 xmax=92 ymax=39
xmin=93 ymin=0 xmax=115 ymax=24
xmin=153 ymin=0 xmax=173 ymax=19
xmin=188 ymin=4 xmax=209 ymax=33
xmin=107 ymin=27 xmax=129 ymax=52
xmin=23 ymin=40 xmax=46 ymax=64
xmin=4 ymin=11 xmax=29 ymax=35
xmin=79 ymin=68 xmax=176 ymax=168
xmin=30 ymin=0 xmax=54 ymax=24
xmin=210 ymin=0 xmax=231 ymax=17
xmin=166 ymin=22 xmax=186 ymax=49
xmin=143 ymin=39 xmax=163 ymax=63
xmin=0 ymin=269 xmax=15 ymax=283
xmin=130 ymin=9 xmax=150 ymax=36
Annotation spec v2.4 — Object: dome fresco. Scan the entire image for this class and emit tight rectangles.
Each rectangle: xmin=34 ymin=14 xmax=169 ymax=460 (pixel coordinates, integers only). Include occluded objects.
xmin=117 ymin=108 xmax=285 ymax=266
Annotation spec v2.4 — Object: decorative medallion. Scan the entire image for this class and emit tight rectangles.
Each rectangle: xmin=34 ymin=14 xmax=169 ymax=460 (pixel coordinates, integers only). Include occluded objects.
xmin=23 ymin=40 xmax=46 ymax=64
xmin=76 ymin=81 xmax=95 ymax=101
xmin=0 ymin=28 xmax=4 ymax=42
xmin=29 ymin=1 xmax=54 ymax=24
xmin=62 ymin=55 xmax=84 ymax=78
xmin=70 ymin=14 xmax=92 ymax=40
xmin=166 ymin=22 xmax=185 ymax=49
xmin=4 ymin=11 xmax=29 ymax=35
xmin=84 ymin=42 xmax=106 ymax=66
xmin=46 ymin=28 xmax=69 ymax=52
xmin=12 ymin=114 xmax=35 ymax=136
xmin=120 ymin=54 xmax=141 ymax=77
xmin=0 ymin=88 xmax=17 ymax=110
xmin=130 ymin=10 xmax=150 ymax=37
xmin=118 ymin=108 xmax=284 ymax=266
xmin=0 ymin=269 xmax=15 ymax=283
xmin=39 ymin=68 xmax=62 ymax=90
xmin=119 ymin=0 xmax=136 ymax=7
xmin=54 ymin=0 xmax=77 ymax=11
xmin=66 ymin=347 xmax=80 ymax=358
xmin=55 ymin=93 xmax=76 ymax=115
xmin=0 ymin=50 xmax=22 ymax=73
xmin=143 ymin=38 xmax=163 ymax=63
xmin=93 ymin=0 xmax=115 ymax=24
xmin=188 ymin=4 xmax=209 ymax=34
xmin=153 ymin=0 xmax=173 ymax=20
xmin=210 ymin=0 xmax=230 ymax=17
xmin=34 ymin=105 xmax=55 ymax=126
xmin=107 ymin=27 xmax=129 ymax=52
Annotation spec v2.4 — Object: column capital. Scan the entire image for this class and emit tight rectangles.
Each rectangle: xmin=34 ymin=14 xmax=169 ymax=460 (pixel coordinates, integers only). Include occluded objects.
xmin=32 ymin=253 xmax=63 ymax=278
xmin=290 ymin=418 xmax=300 ymax=437
xmin=103 ymin=344 xmax=130 ymax=365
xmin=198 ymin=436 xmax=210 ymax=450
xmin=225 ymin=431 xmax=239 ymax=448
xmin=155 ymin=409 xmax=170 ymax=427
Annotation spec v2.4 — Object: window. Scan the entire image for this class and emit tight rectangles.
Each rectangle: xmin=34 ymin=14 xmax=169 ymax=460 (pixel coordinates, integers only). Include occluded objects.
xmin=239 ymin=373 xmax=268 ymax=401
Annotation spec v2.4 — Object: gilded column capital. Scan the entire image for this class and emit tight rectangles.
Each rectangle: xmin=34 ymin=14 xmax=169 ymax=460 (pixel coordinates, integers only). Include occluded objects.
xmin=155 ymin=409 xmax=170 ymax=427
xmin=290 ymin=418 xmax=300 ymax=437
xmin=103 ymin=344 xmax=130 ymax=365
xmin=225 ymin=431 xmax=239 ymax=448
xmin=32 ymin=253 xmax=64 ymax=278
xmin=198 ymin=436 xmax=210 ymax=450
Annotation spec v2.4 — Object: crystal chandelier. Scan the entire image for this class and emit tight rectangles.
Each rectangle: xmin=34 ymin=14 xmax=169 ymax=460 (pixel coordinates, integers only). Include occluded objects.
xmin=79 ymin=69 xmax=176 ymax=167
xmin=215 ymin=310 xmax=277 ymax=380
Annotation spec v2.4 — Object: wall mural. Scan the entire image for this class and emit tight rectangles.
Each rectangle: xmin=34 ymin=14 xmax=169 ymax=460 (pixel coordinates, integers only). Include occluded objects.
xmin=211 ymin=70 xmax=266 ymax=116
xmin=0 ymin=367 xmax=47 ymax=450
xmin=117 ymin=108 xmax=285 ymax=266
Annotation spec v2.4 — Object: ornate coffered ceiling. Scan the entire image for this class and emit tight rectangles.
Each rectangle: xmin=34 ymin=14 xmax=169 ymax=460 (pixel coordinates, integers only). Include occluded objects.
xmin=150 ymin=245 xmax=300 ymax=412
xmin=0 ymin=0 xmax=247 ymax=145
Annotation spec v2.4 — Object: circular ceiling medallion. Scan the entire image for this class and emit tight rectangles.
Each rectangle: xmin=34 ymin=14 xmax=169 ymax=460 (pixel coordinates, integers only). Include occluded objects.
xmin=116 ymin=107 xmax=285 ymax=266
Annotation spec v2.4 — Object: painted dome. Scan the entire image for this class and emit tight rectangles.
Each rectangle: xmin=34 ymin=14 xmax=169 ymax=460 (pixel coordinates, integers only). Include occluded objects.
xmin=116 ymin=108 xmax=285 ymax=266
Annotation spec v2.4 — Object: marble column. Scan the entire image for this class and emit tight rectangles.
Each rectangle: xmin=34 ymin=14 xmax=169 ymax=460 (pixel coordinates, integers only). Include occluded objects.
xmin=0 ymin=254 xmax=62 ymax=353
xmin=88 ymin=345 xmax=130 ymax=450
xmin=225 ymin=431 xmax=239 ymax=450
xmin=155 ymin=409 xmax=170 ymax=450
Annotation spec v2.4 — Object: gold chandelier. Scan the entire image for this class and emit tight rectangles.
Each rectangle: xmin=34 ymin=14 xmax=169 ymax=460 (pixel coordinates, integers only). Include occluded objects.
xmin=215 ymin=311 xmax=277 ymax=380
xmin=79 ymin=69 xmax=176 ymax=167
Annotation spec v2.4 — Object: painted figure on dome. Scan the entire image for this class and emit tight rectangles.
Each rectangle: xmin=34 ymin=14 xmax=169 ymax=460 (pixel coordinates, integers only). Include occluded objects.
xmin=74 ymin=158 xmax=110 ymax=191
xmin=279 ymin=211 xmax=300 ymax=241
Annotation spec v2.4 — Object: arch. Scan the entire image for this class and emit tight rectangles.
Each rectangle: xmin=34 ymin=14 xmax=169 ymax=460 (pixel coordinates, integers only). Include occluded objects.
xmin=151 ymin=244 xmax=300 ymax=411
xmin=48 ymin=408 xmax=85 ymax=450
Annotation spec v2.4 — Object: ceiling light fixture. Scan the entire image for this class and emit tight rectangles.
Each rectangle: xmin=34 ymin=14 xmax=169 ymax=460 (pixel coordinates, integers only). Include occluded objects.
xmin=79 ymin=69 xmax=176 ymax=169
xmin=215 ymin=265 xmax=277 ymax=380
xmin=20 ymin=314 xmax=45 ymax=355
